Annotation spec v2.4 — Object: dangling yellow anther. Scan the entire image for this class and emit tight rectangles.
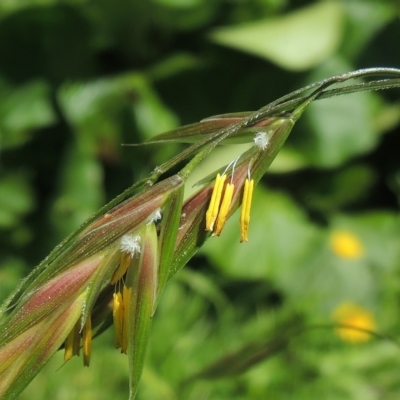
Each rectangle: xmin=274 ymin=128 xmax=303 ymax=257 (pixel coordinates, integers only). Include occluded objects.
xmin=121 ymin=285 xmax=132 ymax=354
xmin=214 ymin=183 xmax=235 ymax=236
xmin=206 ymin=173 xmax=226 ymax=231
xmin=240 ymin=178 xmax=254 ymax=242
xmin=64 ymin=320 xmax=81 ymax=361
xmin=64 ymin=333 xmax=74 ymax=362
xmin=113 ymin=292 xmax=123 ymax=349
xmin=82 ymin=316 xmax=92 ymax=367
xmin=111 ymin=255 xmax=131 ymax=285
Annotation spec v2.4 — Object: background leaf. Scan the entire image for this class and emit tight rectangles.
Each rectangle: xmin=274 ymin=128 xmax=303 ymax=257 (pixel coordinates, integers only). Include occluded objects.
xmin=210 ymin=2 xmax=344 ymax=71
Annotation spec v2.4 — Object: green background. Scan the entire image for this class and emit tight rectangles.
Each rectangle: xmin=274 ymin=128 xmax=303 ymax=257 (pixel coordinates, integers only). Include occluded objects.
xmin=0 ymin=0 xmax=400 ymax=399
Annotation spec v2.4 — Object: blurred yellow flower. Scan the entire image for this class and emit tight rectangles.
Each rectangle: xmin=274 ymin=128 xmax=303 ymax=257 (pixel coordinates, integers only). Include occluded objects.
xmin=330 ymin=230 xmax=364 ymax=259
xmin=332 ymin=302 xmax=376 ymax=343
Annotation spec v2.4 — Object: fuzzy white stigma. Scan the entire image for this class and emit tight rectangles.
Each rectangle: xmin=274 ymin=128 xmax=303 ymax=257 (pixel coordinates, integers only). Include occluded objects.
xmin=120 ymin=234 xmax=141 ymax=257
xmin=254 ymin=131 xmax=269 ymax=150
xmin=148 ymin=208 xmax=162 ymax=224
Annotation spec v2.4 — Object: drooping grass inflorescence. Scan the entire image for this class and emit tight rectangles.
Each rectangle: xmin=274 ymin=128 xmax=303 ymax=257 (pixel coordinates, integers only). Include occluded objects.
xmin=0 ymin=68 xmax=400 ymax=399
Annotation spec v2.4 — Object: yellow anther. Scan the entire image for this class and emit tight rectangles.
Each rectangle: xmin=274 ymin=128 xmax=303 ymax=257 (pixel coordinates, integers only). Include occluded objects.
xmin=82 ymin=317 xmax=92 ymax=367
xmin=64 ymin=333 xmax=74 ymax=362
xmin=214 ymin=183 xmax=235 ymax=236
xmin=121 ymin=285 xmax=132 ymax=354
xmin=206 ymin=173 xmax=226 ymax=231
xmin=111 ymin=254 xmax=131 ymax=285
xmin=113 ymin=292 xmax=123 ymax=350
xmin=64 ymin=320 xmax=81 ymax=361
xmin=240 ymin=178 xmax=254 ymax=242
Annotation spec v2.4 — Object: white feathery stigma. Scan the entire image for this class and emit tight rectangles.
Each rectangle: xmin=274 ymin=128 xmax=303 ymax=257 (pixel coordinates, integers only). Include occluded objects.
xmin=120 ymin=234 xmax=141 ymax=257
xmin=148 ymin=208 xmax=162 ymax=224
xmin=254 ymin=131 xmax=269 ymax=150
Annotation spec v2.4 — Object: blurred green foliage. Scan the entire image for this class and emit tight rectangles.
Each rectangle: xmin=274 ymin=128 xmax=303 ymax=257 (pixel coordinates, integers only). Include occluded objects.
xmin=0 ymin=0 xmax=400 ymax=399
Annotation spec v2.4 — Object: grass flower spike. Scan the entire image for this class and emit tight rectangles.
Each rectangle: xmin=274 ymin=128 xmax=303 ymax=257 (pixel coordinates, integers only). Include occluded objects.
xmin=0 ymin=175 xmax=184 ymax=399
xmin=1 ymin=68 xmax=400 ymax=399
